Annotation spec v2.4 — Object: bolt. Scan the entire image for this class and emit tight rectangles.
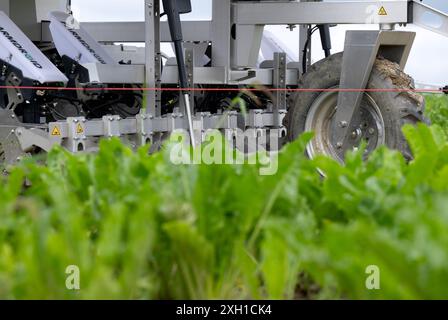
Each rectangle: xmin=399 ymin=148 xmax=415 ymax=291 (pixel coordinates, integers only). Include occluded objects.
xmin=368 ymin=128 xmax=375 ymax=135
xmin=336 ymin=142 xmax=343 ymax=149
xmin=351 ymin=128 xmax=362 ymax=139
xmin=340 ymin=121 xmax=348 ymax=128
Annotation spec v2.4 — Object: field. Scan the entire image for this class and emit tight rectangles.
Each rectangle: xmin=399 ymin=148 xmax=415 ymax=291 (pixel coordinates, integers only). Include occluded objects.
xmin=1 ymin=94 xmax=448 ymax=300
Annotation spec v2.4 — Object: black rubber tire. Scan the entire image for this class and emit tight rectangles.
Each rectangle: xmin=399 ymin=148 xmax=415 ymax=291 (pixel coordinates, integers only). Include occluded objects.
xmin=286 ymin=52 xmax=427 ymax=161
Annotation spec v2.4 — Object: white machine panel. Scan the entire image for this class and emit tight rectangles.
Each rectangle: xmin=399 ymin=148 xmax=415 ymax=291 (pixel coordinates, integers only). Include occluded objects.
xmin=49 ymin=11 xmax=116 ymax=65
xmin=0 ymin=11 xmax=68 ymax=83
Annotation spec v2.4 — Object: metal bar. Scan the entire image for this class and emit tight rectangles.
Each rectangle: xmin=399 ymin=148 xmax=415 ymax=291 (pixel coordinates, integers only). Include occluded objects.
xmin=30 ymin=21 xmax=211 ymax=43
xmin=48 ymin=113 xmax=241 ymax=139
xmin=80 ymin=21 xmax=212 ymax=43
xmin=161 ymin=66 xmax=299 ymax=85
xmin=50 ymin=63 xmax=300 ymax=86
xmin=23 ymin=1 xmax=448 ymax=44
xmin=154 ymin=0 xmax=162 ymax=117
xmin=333 ymin=31 xmax=380 ymax=147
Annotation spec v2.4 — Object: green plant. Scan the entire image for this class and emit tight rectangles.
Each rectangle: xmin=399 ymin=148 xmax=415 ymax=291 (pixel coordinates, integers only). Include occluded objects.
xmin=0 ymin=94 xmax=447 ymax=300
xmin=425 ymin=94 xmax=448 ymax=137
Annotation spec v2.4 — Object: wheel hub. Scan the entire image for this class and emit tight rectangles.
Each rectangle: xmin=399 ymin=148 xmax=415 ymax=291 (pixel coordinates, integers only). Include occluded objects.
xmin=305 ymin=89 xmax=385 ymax=162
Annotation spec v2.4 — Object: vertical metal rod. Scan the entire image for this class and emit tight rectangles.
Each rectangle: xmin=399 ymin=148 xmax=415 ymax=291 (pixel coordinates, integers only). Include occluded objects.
xmin=183 ymin=94 xmax=196 ymax=147
xmin=163 ymin=0 xmax=196 ymax=148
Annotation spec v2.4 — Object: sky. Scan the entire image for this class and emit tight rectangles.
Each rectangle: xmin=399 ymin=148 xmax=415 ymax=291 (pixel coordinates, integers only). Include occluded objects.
xmin=68 ymin=0 xmax=448 ymax=86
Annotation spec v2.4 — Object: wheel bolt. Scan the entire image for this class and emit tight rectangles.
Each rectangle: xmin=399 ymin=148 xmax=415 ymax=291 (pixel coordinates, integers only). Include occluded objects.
xmin=368 ymin=128 xmax=375 ymax=135
xmin=336 ymin=142 xmax=343 ymax=149
xmin=351 ymin=128 xmax=362 ymax=139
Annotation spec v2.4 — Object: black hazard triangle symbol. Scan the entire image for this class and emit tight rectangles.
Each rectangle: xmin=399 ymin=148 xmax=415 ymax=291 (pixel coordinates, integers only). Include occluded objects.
xmin=378 ymin=6 xmax=388 ymax=16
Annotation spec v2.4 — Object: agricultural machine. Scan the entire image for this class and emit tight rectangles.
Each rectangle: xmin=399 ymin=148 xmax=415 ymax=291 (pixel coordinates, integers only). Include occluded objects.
xmin=0 ymin=0 xmax=447 ymax=164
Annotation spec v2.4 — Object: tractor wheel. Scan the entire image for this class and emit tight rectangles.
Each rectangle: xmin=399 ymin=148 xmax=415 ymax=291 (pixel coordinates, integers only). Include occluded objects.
xmin=286 ymin=52 xmax=426 ymax=162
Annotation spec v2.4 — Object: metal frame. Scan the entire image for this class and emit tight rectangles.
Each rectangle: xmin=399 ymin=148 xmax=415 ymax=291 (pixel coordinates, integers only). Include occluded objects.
xmin=0 ymin=0 xmax=447 ymax=164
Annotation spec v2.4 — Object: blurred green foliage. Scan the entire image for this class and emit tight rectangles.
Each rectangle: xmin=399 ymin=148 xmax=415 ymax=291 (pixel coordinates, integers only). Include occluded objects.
xmin=0 ymin=94 xmax=448 ymax=300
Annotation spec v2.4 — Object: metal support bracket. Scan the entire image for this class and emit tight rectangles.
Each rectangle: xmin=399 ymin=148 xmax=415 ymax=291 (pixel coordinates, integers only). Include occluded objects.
xmin=14 ymin=127 xmax=54 ymax=153
xmin=136 ymin=113 xmax=154 ymax=146
xmin=65 ymin=117 xmax=87 ymax=152
xmin=6 ymin=73 xmax=24 ymax=111
xmin=333 ymin=30 xmax=416 ymax=148
xmin=273 ymin=52 xmax=287 ymax=128
xmin=246 ymin=109 xmax=287 ymax=129
xmin=103 ymin=115 xmax=122 ymax=138
xmin=185 ymin=48 xmax=195 ymax=112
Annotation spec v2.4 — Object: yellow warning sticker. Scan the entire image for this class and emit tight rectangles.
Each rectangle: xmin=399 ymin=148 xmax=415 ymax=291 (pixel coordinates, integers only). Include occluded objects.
xmin=51 ymin=126 xmax=61 ymax=136
xmin=378 ymin=6 xmax=388 ymax=16
xmin=76 ymin=123 xmax=84 ymax=134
